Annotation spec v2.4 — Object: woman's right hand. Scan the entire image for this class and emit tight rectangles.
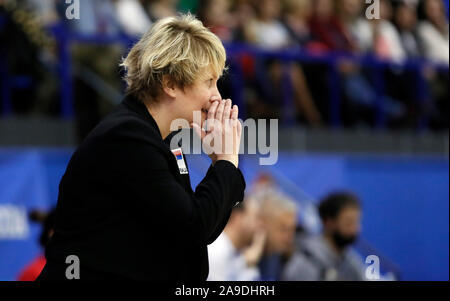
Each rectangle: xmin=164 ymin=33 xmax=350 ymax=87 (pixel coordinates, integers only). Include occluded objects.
xmin=192 ymin=99 xmax=242 ymax=168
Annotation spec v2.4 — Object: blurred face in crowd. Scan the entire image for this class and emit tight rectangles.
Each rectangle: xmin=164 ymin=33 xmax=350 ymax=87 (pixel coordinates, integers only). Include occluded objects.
xmin=203 ymin=0 xmax=232 ymax=27
xmin=324 ymin=206 xmax=361 ymax=249
xmin=337 ymin=0 xmax=363 ymax=19
xmin=312 ymin=0 xmax=334 ymax=19
xmin=234 ymin=0 xmax=256 ymax=25
xmin=395 ymin=4 xmax=418 ymax=31
xmin=259 ymin=0 xmax=282 ymax=21
xmin=263 ymin=210 xmax=297 ymax=254
xmin=425 ymin=0 xmax=446 ymax=24
xmin=380 ymin=0 xmax=393 ymax=20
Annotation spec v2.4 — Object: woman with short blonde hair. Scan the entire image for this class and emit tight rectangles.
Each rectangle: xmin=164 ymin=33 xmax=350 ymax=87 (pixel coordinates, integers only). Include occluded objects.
xmin=37 ymin=14 xmax=244 ymax=281
xmin=122 ymin=13 xmax=227 ymax=104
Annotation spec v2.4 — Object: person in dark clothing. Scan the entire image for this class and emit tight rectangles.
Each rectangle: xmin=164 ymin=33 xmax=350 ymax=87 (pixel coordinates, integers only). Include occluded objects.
xmin=282 ymin=192 xmax=365 ymax=281
xmin=37 ymin=14 xmax=245 ymax=281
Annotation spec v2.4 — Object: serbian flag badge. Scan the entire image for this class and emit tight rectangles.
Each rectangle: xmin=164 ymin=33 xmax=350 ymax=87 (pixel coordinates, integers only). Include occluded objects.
xmin=171 ymin=148 xmax=188 ymax=175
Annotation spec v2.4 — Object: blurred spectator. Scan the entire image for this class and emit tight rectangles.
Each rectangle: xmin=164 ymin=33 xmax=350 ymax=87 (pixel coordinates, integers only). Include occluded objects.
xmin=335 ymin=0 xmax=373 ymax=54
xmin=17 ymin=209 xmax=55 ymax=281
xmin=326 ymin=0 xmax=407 ymax=127
xmin=257 ymin=191 xmax=297 ymax=281
xmin=306 ymin=0 xmax=389 ymax=127
xmin=198 ymin=0 xmax=235 ymax=43
xmin=243 ymin=0 xmax=323 ymax=126
xmin=416 ymin=0 xmax=449 ymax=130
xmin=145 ymin=0 xmax=177 ymax=20
xmin=113 ymin=0 xmax=153 ymax=37
xmin=246 ymin=0 xmax=291 ymax=50
xmin=282 ymin=192 xmax=366 ymax=281
xmin=207 ymin=198 xmax=265 ymax=281
xmin=371 ymin=0 xmax=407 ymax=62
xmin=308 ymin=0 xmax=356 ymax=53
xmin=417 ymin=0 xmax=449 ymax=64
xmin=230 ymin=0 xmax=258 ymax=43
xmin=1 ymin=0 xmax=447 ymax=132
xmin=393 ymin=0 xmax=422 ymax=59
xmin=282 ymin=0 xmax=312 ymax=48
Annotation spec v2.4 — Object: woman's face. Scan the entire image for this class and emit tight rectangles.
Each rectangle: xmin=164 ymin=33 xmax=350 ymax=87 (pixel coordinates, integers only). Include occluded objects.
xmin=175 ymin=67 xmax=222 ymax=125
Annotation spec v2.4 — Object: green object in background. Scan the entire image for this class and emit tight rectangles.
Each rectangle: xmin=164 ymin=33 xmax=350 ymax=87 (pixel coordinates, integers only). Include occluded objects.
xmin=177 ymin=0 xmax=199 ymax=14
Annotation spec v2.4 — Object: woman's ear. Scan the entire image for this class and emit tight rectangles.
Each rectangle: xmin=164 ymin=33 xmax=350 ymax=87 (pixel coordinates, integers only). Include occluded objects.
xmin=162 ymin=75 xmax=177 ymax=98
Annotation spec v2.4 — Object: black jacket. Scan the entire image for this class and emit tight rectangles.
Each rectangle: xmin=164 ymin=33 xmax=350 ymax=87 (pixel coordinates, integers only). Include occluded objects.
xmin=37 ymin=95 xmax=246 ymax=281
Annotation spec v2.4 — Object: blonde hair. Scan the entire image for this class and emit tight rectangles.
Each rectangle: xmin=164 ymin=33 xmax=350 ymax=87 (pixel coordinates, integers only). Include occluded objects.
xmin=121 ymin=13 xmax=227 ymax=103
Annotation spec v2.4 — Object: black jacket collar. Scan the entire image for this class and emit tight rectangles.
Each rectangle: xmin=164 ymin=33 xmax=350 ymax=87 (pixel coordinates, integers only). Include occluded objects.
xmin=122 ymin=94 xmax=163 ymax=140
xmin=122 ymin=94 xmax=183 ymax=149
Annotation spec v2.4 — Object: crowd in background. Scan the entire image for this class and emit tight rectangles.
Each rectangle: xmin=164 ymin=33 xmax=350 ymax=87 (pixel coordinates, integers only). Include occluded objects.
xmin=205 ymin=173 xmax=370 ymax=281
xmin=0 ymin=0 xmax=448 ymax=136
xmin=1 ymin=0 xmax=446 ymax=281
xmin=6 ymin=0 xmax=448 ymax=63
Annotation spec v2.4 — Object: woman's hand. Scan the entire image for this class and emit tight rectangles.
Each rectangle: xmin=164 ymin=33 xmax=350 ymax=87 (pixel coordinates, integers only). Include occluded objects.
xmin=192 ymin=99 xmax=242 ymax=168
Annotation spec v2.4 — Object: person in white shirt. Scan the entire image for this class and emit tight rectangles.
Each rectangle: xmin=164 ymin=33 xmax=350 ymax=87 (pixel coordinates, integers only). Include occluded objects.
xmin=207 ymin=198 xmax=266 ymax=281
xmin=243 ymin=0 xmax=323 ymax=126
xmin=417 ymin=0 xmax=449 ymax=64
xmin=245 ymin=0 xmax=292 ymax=50
xmin=113 ymin=0 xmax=152 ymax=37
xmin=371 ymin=0 xmax=407 ymax=62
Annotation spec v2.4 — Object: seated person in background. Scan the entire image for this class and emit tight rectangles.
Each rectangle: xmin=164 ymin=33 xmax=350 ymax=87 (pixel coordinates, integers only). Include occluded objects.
xmin=308 ymin=0 xmax=357 ymax=53
xmin=243 ymin=0 xmax=323 ymax=126
xmin=198 ymin=0 xmax=235 ymax=44
xmin=113 ymin=0 xmax=153 ymax=37
xmin=207 ymin=198 xmax=265 ymax=281
xmin=393 ymin=0 xmax=422 ymax=60
xmin=335 ymin=0 xmax=373 ymax=54
xmin=417 ymin=0 xmax=449 ymax=130
xmin=370 ymin=0 xmax=407 ymax=63
xmin=417 ymin=0 xmax=449 ymax=64
xmin=282 ymin=0 xmax=313 ymax=48
xmin=257 ymin=191 xmax=298 ymax=281
xmin=282 ymin=192 xmax=366 ymax=281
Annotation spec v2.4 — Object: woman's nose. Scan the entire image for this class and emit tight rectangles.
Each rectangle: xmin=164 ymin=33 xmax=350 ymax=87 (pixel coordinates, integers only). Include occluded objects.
xmin=210 ymin=93 xmax=222 ymax=103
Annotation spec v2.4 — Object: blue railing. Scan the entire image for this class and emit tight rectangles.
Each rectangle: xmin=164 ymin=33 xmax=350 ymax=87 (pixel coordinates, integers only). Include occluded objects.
xmin=1 ymin=22 xmax=449 ymax=130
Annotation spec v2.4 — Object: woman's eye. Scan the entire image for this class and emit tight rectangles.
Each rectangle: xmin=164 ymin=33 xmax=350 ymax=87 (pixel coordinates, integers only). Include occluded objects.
xmin=209 ymin=79 xmax=213 ymax=86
